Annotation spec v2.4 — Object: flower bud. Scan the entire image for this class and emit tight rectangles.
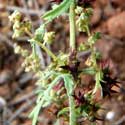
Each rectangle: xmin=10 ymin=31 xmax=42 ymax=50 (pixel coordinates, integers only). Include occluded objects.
xmin=44 ymin=32 xmax=55 ymax=44
xmin=78 ymin=43 xmax=88 ymax=51
xmin=9 ymin=10 xmax=22 ymax=23
xmin=75 ymin=6 xmax=83 ymax=15
xmin=14 ymin=45 xmax=21 ymax=54
xmin=23 ymin=20 xmax=32 ymax=31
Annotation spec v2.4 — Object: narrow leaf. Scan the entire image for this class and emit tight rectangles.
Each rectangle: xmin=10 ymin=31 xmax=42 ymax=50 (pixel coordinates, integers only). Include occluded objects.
xmin=63 ymin=75 xmax=74 ymax=96
xmin=57 ymin=107 xmax=69 ymax=117
xmin=81 ymin=67 xmax=96 ymax=75
xmin=93 ymin=70 xmax=103 ymax=95
xmin=29 ymin=75 xmax=61 ymax=125
xmin=42 ymin=0 xmax=72 ymax=21
xmin=63 ymin=74 xmax=77 ymax=125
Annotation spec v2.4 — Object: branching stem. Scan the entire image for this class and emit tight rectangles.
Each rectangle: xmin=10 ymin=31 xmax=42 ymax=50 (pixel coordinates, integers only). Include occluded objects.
xmin=25 ymin=29 xmax=57 ymax=61
xmin=35 ymin=40 xmax=57 ymax=61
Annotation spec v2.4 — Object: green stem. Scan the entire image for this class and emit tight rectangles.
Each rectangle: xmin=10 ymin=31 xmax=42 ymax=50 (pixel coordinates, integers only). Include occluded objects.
xmin=69 ymin=1 xmax=77 ymax=125
xmin=25 ymin=29 xmax=57 ymax=61
xmin=69 ymin=96 xmax=77 ymax=125
xmin=35 ymin=41 xmax=57 ymax=61
xmin=86 ymin=25 xmax=91 ymax=37
xmin=69 ymin=0 xmax=76 ymax=50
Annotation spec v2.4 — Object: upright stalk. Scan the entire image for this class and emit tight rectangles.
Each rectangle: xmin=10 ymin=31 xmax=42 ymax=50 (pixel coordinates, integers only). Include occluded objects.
xmin=69 ymin=0 xmax=76 ymax=51
xmin=69 ymin=1 xmax=77 ymax=125
xmin=69 ymin=96 xmax=77 ymax=125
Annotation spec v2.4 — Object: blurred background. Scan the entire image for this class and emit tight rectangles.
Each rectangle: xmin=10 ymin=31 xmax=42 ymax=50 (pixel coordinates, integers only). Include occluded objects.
xmin=0 ymin=0 xmax=125 ymax=125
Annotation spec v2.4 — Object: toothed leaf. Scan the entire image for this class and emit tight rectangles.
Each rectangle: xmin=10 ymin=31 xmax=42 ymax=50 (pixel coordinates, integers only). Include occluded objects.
xmin=42 ymin=0 xmax=72 ymax=21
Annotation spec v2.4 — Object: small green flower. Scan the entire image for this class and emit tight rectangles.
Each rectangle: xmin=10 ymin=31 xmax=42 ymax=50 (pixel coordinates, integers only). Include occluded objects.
xmin=9 ymin=10 xmax=22 ymax=23
xmin=76 ymin=13 xmax=89 ymax=32
xmin=76 ymin=8 xmax=93 ymax=33
xmin=22 ymin=54 xmax=41 ymax=72
xmin=23 ymin=20 xmax=32 ymax=32
xmin=78 ymin=43 xmax=88 ymax=51
xmin=14 ymin=44 xmax=22 ymax=54
xmin=43 ymin=32 xmax=55 ymax=44
xmin=13 ymin=28 xmax=24 ymax=38
xmin=88 ymin=32 xmax=101 ymax=46
xmin=9 ymin=11 xmax=32 ymax=38
xmin=14 ymin=44 xmax=29 ymax=57
xmin=75 ymin=6 xmax=83 ymax=15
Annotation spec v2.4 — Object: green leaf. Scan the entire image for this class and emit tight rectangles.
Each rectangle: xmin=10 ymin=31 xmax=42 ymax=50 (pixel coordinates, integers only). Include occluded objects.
xmin=29 ymin=75 xmax=61 ymax=125
xmin=42 ymin=0 xmax=72 ymax=21
xmin=57 ymin=107 xmax=69 ymax=117
xmin=36 ymin=90 xmax=44 ymax=103
xmin=88 ymin=32 xmax=101 ymax=45
xmin=81 ymin=67 xmax=96 ymax=75
xmin=63 ymin=74 xmax=74 ymax=96
xmin=93 ymin=70 xmax=103 ymax=94
xmin=29 ymin=98 xmax=44 ymax=125
xmin=43 ymin=75 xmax=61 ymax=101
xmin=78 ymin=43 xmax=88 ymax=51
xmin=63 ymin=74 xmax=77 ymax=125
xmin=34 ymin=24 xmax=45 ymax=41
xmin=94 ymin=32 xmax=101 ymax=40
xmin=81 ymin=105 xmax=89 ymax=117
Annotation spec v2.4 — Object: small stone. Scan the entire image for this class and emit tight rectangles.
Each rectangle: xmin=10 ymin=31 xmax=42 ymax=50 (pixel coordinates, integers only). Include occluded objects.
xmin=106 ymin=111 xmax=115 ymax=121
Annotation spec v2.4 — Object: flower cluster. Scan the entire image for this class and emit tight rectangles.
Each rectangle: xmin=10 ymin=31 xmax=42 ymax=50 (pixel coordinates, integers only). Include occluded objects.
xmin=14 ymin=44 xmax=41 ymax=72
xmin=14 ymin=44 xmax=29 ymax=57
xmin=9 ymin=10 xmax=32 ymax=38
xmin=43 ymin=31 xmax=55 ymax=44
xmin=22 ymin=54 xmax=41 ymax=72
xmin=76 ymin=6 xmax=93 ymax=33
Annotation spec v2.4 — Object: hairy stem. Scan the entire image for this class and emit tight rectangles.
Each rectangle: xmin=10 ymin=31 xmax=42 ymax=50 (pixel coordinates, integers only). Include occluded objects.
xmin=69 ymin=1 xmax=77 ymax=125
xmin=35 ymin=41 xmax=57 ymax=61
xmin=69 ymin=96 xmax=77 ymax=125
xmin=69 ymin=0 xmax=76 ymax=51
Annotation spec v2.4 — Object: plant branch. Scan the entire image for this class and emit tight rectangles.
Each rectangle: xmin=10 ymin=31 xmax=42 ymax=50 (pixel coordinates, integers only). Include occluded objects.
xmin=25 ymin=29 xmax=57 ymax=61
xmin=35 ymin=40 xmax=57 ymax=61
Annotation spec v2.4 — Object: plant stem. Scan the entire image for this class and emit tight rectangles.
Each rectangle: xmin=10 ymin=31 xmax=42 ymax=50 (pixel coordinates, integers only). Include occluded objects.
xmin=69 ymin=0 xmax=76 ymax=51
xmin=69 ymin=1 xmax=77 ymax=125
xmin=35 ymin=40 xmax=57 ymax=61
xmin=69 ymin=96 xmax=77 ymax=125
xmin=86 ymin=25 xmax=91 ymax=37
xmin=25 ymin=29 xmax=57 ymax=61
